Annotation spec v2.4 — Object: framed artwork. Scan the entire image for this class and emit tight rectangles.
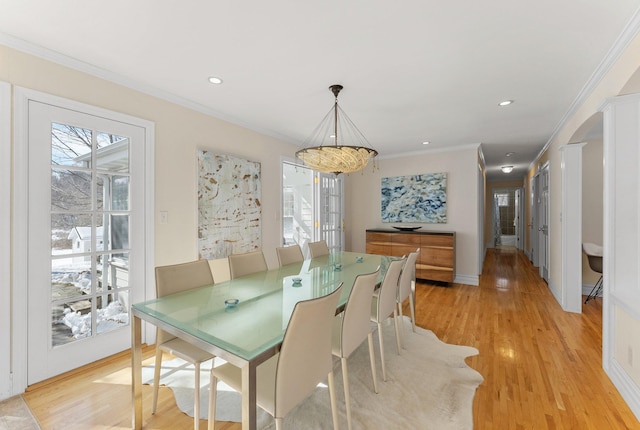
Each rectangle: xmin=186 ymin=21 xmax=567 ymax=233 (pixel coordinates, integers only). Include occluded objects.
xmin=198 ymin=150 xmax=262 ymax=259
xmin=381 ymin=173 xmax=447 ymax=223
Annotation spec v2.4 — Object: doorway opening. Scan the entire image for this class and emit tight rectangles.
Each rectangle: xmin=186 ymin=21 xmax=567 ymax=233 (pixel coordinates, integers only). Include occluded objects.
xmin=493 ymin=187 xmax=523 ymax=249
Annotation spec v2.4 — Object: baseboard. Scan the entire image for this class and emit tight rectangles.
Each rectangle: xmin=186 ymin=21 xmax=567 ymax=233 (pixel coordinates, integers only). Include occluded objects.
xmin=607 ymin=358 xmax=640 ymax=423
xmin=454 ymin=274 xmax=479 ymax=286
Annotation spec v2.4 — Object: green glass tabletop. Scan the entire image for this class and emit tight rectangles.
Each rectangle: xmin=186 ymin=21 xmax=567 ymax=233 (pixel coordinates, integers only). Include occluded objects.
xmin=132 ymin=251 xmax=395 ymax=361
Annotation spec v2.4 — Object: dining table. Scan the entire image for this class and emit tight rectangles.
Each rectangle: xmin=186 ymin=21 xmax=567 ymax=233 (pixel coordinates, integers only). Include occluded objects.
xmin=130 ymin=251 xmax=395 ymax=430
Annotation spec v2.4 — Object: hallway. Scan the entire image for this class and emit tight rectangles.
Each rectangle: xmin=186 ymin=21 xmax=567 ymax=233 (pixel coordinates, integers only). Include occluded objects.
xmin=413 ymin=247 xmax=639 ymax=429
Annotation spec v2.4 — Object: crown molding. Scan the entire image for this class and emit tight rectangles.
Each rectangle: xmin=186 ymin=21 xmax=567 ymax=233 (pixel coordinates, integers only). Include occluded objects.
xmin=534 ymin=6 xmax=640 ymax=164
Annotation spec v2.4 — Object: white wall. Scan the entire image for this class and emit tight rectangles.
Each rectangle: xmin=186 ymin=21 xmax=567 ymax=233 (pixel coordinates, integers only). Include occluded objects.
xmin=344 ymin=145 xmax=481 ymax=285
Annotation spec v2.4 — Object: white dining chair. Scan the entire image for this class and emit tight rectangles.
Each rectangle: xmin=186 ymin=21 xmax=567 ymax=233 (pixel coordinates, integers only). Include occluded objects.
xmin=308 ymin=240 xmax=330 ymax=258
xmin=371 ymin=257 xmax=405 ymax=381
xmin=228 ymin=250 xmax=268 ymax=279
xmin=208 ymin=284 xmax=344 ymax=430
xmin=275 ymin=244 xmax=304 ymax=267
xmin=153 ymin=259 xmax=215 ymax=430
xmin=397 ymin=249 xmax=420 ymax=343
xmin=208 ymin=257 xmax=230 ymax=283
xmin=332 ymin=268 xmax=380 ymax=430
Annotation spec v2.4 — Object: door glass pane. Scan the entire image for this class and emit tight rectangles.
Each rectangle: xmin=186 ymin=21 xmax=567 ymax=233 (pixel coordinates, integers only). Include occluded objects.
xmin=110 ymin=214 xmax=129 ymax=251
xmin=51 ymin=214 xmax=93 ymax=256
xmin=97 ymin=253 xmax=130 ymax=290
xmin=97 ymin=292 xmax=129 ymax=334
xmin=51 ymin=123 xmax=92 ymax=167
xmin=51 ymin=297 xmax=93 ymax=347
xmin=51 ymin=260 xmax=86 ymax=302
xmin=51 ymin=169 xmax=92 ymax=211
xmin=112 ymin=176 xmax=130 ymax=210
xmin=96 ymin=131 xmax=129 ymax=173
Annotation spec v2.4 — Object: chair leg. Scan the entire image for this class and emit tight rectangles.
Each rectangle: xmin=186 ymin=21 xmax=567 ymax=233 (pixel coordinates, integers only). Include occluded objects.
xmin=377 ymin=322 xmax=387 ymax=382
xmin=208 ymin=372 xmax=218 ymax=430
xmin=194 ymin=362 xmax=201 ymax=430
xmin=341 ymin=358 xmax=352 ymax=430
xmin=585 ymin=275 xmax=603 ymax=303
xmin=396 ymin=301 xmax=405 ymax=349
xmin=409 ymin=284 xmax=417 ymax=333
xmin=393 ymin=309 xmax=401 ymax=355
xmin=327 ymin=370 xmax=340 ymax=430
xmin=152 ymin=348 xmax=163 ymax=414
xmin=367 ymin=333 xmax=379 ymax=394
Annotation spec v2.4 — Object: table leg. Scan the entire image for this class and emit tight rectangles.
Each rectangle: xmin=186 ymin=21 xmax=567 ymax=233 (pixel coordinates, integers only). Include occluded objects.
xmin=131 ymin=314 xmax=143 ymax=430
xmin=241 ymin=362 xmax=257 ymax=430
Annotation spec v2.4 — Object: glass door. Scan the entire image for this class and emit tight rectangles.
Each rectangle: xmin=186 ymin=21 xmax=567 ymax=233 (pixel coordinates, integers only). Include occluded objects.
xmin=27 ymin=100 xmax=146 ymax=384
xmin=282 ymin=161 xmax=343 ymax=253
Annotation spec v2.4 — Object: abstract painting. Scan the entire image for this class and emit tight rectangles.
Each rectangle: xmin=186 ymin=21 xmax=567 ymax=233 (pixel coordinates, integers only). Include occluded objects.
xmin=198 ymin=150 xmax=261 ymax=259
xmin=381 ymin=173 xmax=447 ymax=223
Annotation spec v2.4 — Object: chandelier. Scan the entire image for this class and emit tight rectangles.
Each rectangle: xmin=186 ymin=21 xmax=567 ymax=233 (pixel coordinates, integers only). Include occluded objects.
xmin=295 ymin=84 xmax=378 ymax=175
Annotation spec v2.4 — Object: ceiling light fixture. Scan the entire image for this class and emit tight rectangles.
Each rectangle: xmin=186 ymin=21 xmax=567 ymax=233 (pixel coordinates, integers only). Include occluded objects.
xmin=422 ymin=141 xmax=430 ymax=145
xmin=498 ymin=100 xmax=513 ymax=106
xmin=505 ymin=151 xmax=515 ymax=157
xmin=295 ymin=84 xmax=378 ymax=175
xmin=501 ymin=166 xmax=514 ymax=173
xmin=208 ymin=76 xmax=223 ymax=84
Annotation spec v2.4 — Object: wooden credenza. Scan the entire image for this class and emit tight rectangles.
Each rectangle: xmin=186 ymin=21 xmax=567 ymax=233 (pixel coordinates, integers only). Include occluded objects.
xmin=366 ymin=229 xmax=456 ymax=283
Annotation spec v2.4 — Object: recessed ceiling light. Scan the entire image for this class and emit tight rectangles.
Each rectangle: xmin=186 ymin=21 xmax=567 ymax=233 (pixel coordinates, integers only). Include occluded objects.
xmin=422 ymin=141 xmax=430 ymax=145
xmin=501 ymin=166 xmax=514 ymax=173
xmin=499 ymin=100 xmax=514 ymax=106
xmin=506 ymin=152 xmax=515 ymax=157
xmin=208 ymin=76 xmax=223 ymax=84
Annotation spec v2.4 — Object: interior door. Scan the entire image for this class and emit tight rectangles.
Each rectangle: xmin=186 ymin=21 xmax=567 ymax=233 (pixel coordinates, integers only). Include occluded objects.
xmin=538 ymin=164 xmax=550 ymax=281
xmin=516 ymin=188 xmax=524 ymax=251
xmin=26 ymin=100 xmax=146 ymax=384
xmin=531 ymin=173 xmax=539 ymax=266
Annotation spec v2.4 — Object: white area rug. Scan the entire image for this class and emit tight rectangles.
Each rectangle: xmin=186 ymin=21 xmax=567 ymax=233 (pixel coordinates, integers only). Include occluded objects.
xmin=143 ymin=317 xmax=484 ymax=429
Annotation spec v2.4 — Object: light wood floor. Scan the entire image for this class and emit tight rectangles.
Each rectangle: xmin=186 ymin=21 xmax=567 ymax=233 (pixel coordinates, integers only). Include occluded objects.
xmin=22 ymin=247 xmax=640 ymax=429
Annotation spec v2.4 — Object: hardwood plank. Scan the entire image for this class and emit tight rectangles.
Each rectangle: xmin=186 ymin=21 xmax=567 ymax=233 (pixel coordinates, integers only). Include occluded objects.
xmin=22 ymin=247 xmax=639 ymax=429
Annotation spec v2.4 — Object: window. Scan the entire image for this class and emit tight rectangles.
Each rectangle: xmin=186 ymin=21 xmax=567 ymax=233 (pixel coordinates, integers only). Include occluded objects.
xmin=496 ymin=193 xmax=509 ymax=207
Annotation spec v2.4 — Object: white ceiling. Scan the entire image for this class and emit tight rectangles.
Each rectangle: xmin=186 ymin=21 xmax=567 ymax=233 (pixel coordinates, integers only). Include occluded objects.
xmin=2 ymin=1 xmax=640 ymax=180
